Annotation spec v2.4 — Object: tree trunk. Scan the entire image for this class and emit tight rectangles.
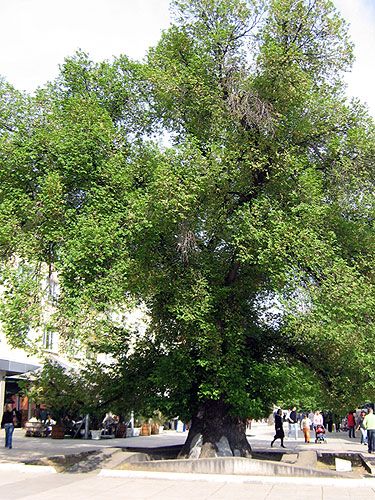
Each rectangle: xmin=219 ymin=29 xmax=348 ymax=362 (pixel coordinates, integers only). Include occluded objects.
xmin=179 ymin=400 xmax=252 ymax=459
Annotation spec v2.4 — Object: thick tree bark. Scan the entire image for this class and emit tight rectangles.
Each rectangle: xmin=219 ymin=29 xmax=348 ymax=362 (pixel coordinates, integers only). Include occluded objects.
xmin=179 ymin=400 xmax=252 ymax=459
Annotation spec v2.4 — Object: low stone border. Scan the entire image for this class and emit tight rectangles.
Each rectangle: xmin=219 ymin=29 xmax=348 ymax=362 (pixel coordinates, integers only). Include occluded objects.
xmin=0 ymin=463 xmax=57 ymax=474
xmin=99 ymin=468 xmax=375 ymax=487
xmin=112 ymin=455 xmax=349 ymax=478
xmin=359 ymin=453 xmax=375 ymax=475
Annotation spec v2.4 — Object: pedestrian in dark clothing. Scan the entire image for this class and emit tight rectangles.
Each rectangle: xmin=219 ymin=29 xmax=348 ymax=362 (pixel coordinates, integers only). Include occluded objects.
xmin=1 ymin=403 xmax=17 ymax=449
xmin=333 ymin=413 xmax=341 ymax=432
xmin=326 ymin=412 xmax=333 ymax=433
xmin=39 ymin=408 xmax=48 ymax=423
xmin=288 ymin=407 xmax=298 ymax=440
xmin=271 ymin=409 xmax=286 ymax=448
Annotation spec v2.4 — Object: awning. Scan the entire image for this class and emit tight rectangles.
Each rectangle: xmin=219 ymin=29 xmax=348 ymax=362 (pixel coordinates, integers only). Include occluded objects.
xmin=5 ymin=353 xmax=79 ymax=381
xmin=0 ymin=358 xmax=40 ymax=376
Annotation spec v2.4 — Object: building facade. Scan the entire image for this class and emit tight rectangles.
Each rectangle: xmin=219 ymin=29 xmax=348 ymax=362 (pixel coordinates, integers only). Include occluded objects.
xmin=0 ymin=333 xmax=41 ymax=419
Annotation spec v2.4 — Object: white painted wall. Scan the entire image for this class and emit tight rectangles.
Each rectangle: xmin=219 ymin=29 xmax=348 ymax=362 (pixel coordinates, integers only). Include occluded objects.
xmin=0 ymin=332 xmax=42 ymax=366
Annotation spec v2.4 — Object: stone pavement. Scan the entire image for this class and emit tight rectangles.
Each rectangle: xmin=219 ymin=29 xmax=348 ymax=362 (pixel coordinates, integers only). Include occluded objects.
xmin=0 ymin=422 xmax=371 ymax=463
xmin=1 ymin=423 xmax=375 ymax=499
xmin=0 ymin=428 xmax=188 ymax=463
xmin=1 ymin=468 xmax=375 ymax=499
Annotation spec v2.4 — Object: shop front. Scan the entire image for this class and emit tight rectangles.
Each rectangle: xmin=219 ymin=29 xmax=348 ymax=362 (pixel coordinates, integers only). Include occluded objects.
xmin=0 ymin=358 xmax=40 ymax=423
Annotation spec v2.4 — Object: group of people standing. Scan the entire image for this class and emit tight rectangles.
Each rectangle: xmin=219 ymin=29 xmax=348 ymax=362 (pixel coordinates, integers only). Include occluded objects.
xmin=271 ymin=408 xmax=325 ymax=447
xmin=271 ymin=406 xmax=375 ymax=453
xmin=347 ymin=408 xmax=375 ymax=454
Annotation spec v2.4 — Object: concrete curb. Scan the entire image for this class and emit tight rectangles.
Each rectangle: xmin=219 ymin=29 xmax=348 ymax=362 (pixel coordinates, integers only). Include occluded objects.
xmin=99 ymin=468 xmax=375 ymax=488
xmin=360 ymin=453 xmax=375 ymax=475
xmin=0 ymin=463 xmax=57 ymax=474
xmin=111 ymin=455 xmax=344 ymax=478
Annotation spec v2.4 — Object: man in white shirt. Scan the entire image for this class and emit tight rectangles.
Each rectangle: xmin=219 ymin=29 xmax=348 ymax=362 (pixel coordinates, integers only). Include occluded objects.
xmin=364 ymin=407 xmax=375 ymax=454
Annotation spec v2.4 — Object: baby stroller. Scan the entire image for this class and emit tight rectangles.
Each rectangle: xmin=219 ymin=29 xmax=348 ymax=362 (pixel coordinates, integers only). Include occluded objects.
xmin=315 ymin=424 xmax=327 ymax=443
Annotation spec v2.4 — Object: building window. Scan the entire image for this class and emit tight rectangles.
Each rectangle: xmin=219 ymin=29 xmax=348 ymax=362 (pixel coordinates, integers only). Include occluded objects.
xmin=48 ymin=276 xmax=59 ymax=302
xmin=43 ymin=329 xmax=56 ymax=351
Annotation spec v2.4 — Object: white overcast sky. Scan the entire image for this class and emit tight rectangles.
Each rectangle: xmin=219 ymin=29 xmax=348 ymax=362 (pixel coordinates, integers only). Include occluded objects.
xmin=0 ymin=0 xmax=374 ymax=116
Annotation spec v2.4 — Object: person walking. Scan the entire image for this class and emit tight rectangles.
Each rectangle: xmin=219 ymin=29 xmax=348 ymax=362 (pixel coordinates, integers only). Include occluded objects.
xmin=356 ymin=410 xmax=368 ymax=446
xmin=285 ymin=408 xmax=291 ymax=437
xmin=326 ymin=411 xmax=333 ymax=433
xmin=308 ymin=411 xmax=314 ymax=430
xmin=347 ymin=411 xmax=356 ymax=438
xmin=1 ymin=403 xmax=17 ymax=449
xmin=301 ymin=414 xmax=311 ymax=443
xmin=288 ymin=406 xmax=299 ymax=440
xmin=333 ymin=413 xmax=341 ymax=432
xmin=364 ymin=407 xmax=375 ymax=454
xmin=271 ymin=409 xmax=286 ymax=448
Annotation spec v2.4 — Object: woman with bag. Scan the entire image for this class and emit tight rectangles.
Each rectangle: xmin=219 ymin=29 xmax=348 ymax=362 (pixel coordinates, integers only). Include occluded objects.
xmin=1 ymin=403 xmax=17 ymax=449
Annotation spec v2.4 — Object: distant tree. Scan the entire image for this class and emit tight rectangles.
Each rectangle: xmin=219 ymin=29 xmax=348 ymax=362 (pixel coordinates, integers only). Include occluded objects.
xmin=19 ymin=360 xmax=113 ymax=426
xmin=0 ymin=0 xmax=374 ymax=457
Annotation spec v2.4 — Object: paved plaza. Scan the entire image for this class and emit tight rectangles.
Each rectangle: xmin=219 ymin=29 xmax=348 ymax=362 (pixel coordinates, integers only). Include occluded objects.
xmin=0 ymin=422 xmax=372 ymax=463
xmin=2 ymin=468 xmax=375 ymax=500
xmin=0 ymin=423 xmax=375 ymax=499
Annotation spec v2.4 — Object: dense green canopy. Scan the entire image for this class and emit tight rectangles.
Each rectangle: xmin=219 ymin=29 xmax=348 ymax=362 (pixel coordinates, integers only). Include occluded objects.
xmin=0 ymin=0 xmax=374 ymax=430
